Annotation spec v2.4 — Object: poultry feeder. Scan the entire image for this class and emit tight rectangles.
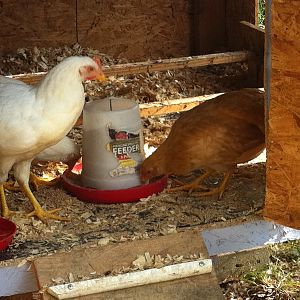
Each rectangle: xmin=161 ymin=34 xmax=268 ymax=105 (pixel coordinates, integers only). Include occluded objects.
xmin=62 ymin=97 xmax=167 ymax=203
xmin=82 ymin=97 xmax=144 ymax=190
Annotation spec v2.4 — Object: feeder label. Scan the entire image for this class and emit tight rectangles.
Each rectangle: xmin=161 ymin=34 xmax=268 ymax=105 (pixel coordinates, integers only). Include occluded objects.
xmin=107 ymin=127 xmax=142 ymax=177
xmin=111 ymin=138 xmax=140 ymax=156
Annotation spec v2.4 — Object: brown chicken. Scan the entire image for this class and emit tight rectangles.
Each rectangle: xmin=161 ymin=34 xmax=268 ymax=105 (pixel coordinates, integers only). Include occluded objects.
xmin=140 ymin=88 xmax=265 ymax=198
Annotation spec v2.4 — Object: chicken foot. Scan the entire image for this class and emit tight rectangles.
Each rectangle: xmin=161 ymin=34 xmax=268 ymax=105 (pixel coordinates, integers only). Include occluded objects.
xmin=167 ymin=169 xmax=214 ymax=193
xmin=3 ymin=181 xmax=21 ymax=192
xmin=29 ymin=173 xmax=61 ymax=190
xmin=20 ymin=184 xmax=69 ymax=222
xmin=196 ymin=170 xmax=233 ymax=199
xmin=168 ymin=169 xmax=233 ymax=199
xmin=4 ymin=172 xmax=61 ymax=192
xmin=0 ymin=184 xmax=17 ymax=218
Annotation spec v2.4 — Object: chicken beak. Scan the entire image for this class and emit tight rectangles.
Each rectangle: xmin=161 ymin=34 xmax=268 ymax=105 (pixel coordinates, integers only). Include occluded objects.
xmin=96 ymin=73 xmax=106 ymax=82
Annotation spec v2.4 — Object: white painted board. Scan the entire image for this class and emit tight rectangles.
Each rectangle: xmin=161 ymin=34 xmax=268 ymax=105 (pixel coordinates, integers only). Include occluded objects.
xmin=48 ymin=259 xmax=212 ymax=299
xmin=0 ymin=262 xmax=38 ymax=296
xmin=202 ymin=220 xmax=300 ymax=256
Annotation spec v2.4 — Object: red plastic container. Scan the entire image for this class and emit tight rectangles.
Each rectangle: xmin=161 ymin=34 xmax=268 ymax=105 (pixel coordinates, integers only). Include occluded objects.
xmin=62 ymin=163 xmax=168 ymax=204
xmin=0 ymin=218 xmax=17 ymax=250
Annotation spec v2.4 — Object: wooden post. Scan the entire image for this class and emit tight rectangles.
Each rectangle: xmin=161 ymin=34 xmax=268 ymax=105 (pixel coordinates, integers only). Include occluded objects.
xmin=263 ymin=0 xmax=300 ymax=229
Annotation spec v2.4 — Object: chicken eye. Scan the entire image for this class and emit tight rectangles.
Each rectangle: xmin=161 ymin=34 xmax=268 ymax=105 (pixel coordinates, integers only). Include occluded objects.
xmin=87 ymin=66 xmax=94 ymax=72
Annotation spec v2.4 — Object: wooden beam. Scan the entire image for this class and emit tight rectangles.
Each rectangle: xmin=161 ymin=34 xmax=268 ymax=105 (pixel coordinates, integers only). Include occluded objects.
xmin=10 ymin=51 xmax=252 ymax=85
xmin=139 ymin=93 xmax=223 ymax=117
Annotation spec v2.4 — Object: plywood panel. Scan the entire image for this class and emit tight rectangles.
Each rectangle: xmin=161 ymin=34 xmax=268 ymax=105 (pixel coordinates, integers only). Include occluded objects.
xmin=264 ymin=0 xmax=300 ymax=229
xmin=0 ymin=0 xmax=77 ymax=55
xmin=77 ymin=0 xmax=191 ymax=60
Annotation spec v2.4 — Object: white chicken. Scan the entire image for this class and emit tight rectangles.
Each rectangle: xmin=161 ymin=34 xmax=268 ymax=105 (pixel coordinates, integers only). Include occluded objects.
xmin=0 ymin=56 xmax=105 ymax=221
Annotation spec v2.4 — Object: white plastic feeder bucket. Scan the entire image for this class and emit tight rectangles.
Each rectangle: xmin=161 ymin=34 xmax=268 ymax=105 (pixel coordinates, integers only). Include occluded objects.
xmin=81 ymin=97 xmax=145 ymax=190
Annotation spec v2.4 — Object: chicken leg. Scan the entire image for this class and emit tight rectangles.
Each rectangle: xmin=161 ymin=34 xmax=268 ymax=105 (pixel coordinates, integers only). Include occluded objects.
xmin=0 ymin=184 xmax=15 ymax=218
xmin=14 ymin=160 xmax=68 ymax=222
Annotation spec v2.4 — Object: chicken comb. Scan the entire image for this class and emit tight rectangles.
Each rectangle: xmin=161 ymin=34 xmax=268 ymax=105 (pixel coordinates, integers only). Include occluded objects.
xmin=92 ymin=56 xmax=102 ymax=67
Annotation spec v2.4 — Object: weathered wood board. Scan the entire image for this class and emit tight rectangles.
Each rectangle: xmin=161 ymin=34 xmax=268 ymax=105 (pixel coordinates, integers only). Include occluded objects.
xmin=33 ymin=230 xmax=224 ymax=300
xmin=264 ymin=0 xmax=300 ymax=228
xmin=0 ymin=0 xmax=77 ymax=55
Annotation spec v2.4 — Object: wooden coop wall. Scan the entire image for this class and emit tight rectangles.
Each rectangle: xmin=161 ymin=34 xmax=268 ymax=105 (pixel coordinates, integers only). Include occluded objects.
xmin=0 ymin=0 xmax=257 ymax=60
xmin=264 ymin=0 xmax=300 ymax=229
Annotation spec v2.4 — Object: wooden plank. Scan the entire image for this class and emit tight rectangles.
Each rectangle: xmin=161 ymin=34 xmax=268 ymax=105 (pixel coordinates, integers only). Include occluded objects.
xmin=33 ymin=230 xmax=223 ymax=300
xmin=34 ymin=230 xmax=208 ymax=288
xmin=139 ymin=93 xmax=223 ymax=117
xmin=263 ymin=0 xmax=300 ymax=229
xmin=0 ymin=0 xmax=77 ymax=55
xmin=77 ymin=0 xmax=191 ymax=60
xmin=10 ymin=51 xmax=252 ymax=85
xmin=226 ymin=0 xmax=257 ymax=50
xmin=240 ymin=21 xmax=265 ymax=87
xmin=191 ymin=0 xmax=226 ymax=55
xmin=240 ymin=21 xmax=265 ymax=58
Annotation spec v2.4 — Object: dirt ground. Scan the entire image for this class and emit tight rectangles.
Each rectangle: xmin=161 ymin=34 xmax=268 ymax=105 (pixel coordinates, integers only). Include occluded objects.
xmin=0 ymin=45 xmax=265 ymax=263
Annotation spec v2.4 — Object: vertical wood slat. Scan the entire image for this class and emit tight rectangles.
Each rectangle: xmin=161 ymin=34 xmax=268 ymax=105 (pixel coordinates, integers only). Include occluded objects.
xmin=191 ymin=0 xmax=226 ymax=55
xmin=264 ymin=0 xmax=300 ymax=229
xmin=226 ymin=0 xmax=258 ymax=50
